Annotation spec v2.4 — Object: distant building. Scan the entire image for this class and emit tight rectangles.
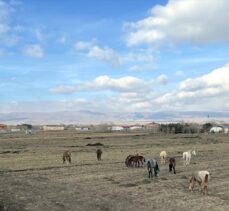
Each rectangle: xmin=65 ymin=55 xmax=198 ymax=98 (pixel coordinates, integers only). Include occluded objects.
xmin=43 ymin=125 xmax=65 ymax=131
xmin=210 ymin=126 xmax=223 ymax=133
xmin=111 ymin=126 xmax=124 ymax=131
xmin=129 ymin=126 xmax=143 ymax=130
xmin=0 ymin=124 xmax=7 ymax=133
xmin=0 ymin=124 xmax=7 ymax=129
xmin=11 ymin=128 xmax=21 ymax=132
xmin=222 ymin=125 xmax=229 ymax=133
xmin=17 ymin=124 xmax=33 ymax=131
xmin=75 ymin=127 xmax=90 ymax=131
xmin=145 ymin=122 xmax=160 ymax=132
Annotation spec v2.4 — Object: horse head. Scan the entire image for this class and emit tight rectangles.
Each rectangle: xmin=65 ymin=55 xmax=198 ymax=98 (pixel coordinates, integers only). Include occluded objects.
xmin=192 ymin=150 xmax=196 ymax=155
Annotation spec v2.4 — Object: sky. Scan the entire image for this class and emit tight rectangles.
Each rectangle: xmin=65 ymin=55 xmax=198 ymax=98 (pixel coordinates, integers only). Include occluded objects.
xmin=0 ymin=0 xmax=229 ymax=114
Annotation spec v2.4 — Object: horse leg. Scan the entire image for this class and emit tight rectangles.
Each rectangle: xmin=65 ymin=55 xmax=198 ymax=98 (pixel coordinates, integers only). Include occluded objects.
xmin=169 ymin=164 xmax=172 ymax=172
xmin=69 ymin=156 xmax=71 ymax=163
xmin=173 ymin=166 xmax=176 ymax=174
xmin=154 ymin=167 xmax=157 ymax=177
xmin=63 ymin=156 xmax=65 ymax=164
xmin=203 ymin=184 xmax=208 ymax=195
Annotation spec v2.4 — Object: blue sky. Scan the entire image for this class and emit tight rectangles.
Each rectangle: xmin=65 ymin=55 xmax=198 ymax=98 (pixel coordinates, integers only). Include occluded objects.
xmin=1 ymin=0 xmax=229 ymax=113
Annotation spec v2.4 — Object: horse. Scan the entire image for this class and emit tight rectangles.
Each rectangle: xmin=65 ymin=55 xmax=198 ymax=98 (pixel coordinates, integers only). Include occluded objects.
xmin=146 ymin=159 xmax=160 ymax=178
xmin=125 ymin=155 xmax=133 ymax=167
xmin=127 ymin=154 xmax=146 ymax=167
xmin=169 ymin=157 xmax=176 ymax=174
xmin=63 ymin=150 xmax=71 ymax=164
xmin=189 ymin=171 xmax=210 ymax=195
xmin=160 ymin=151 xmax=167 ymax=164
xmin=128 ymin=155 xmax=140 ymax=167
xmin=96 ymin=149 xmax=102 ymax=161
xmin=137 ymin=155 xmax=146 ymax=167
xmin=183 ymin=150 xmax=196 ymax=166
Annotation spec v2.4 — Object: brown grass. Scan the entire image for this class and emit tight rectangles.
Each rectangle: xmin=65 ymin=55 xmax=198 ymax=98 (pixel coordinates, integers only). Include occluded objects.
xmin=0 ymin=131 xmax=229 ymax=211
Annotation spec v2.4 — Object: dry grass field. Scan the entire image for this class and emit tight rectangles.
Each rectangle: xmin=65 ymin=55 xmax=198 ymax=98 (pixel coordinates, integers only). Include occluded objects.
xmin=0 ymin=130 xmax=229 ymax=211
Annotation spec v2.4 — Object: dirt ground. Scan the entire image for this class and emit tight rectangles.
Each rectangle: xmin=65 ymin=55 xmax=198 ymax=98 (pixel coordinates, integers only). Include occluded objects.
xmin=0 ymin=130 xmax=229 ymax=211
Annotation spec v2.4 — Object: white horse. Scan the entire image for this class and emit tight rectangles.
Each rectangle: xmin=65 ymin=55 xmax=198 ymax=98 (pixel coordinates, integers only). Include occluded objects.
xmin=189 ymin=170 xmax=210 ymax=194
xmin=160 ymin=151 xmax=167 ymax=164
xmin=183 ymin=149 xmax=196 ymax=166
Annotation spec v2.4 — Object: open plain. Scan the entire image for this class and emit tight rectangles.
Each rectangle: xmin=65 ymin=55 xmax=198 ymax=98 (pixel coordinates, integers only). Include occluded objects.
xmin=0 ymin=130 xmax=229 ymax=211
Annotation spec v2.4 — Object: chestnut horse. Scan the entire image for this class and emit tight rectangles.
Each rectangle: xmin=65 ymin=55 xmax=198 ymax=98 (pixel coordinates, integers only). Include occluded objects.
xmin=169 ymin=157 xmax=176 ymax=174
xmin=127 ymin=154 xmax=145 ymax=167
xmin=96 ymin=149 xmax=102 ymax=161
xmin=125 ymin=155 xmax=134 ymax=167
xmin=63 ymin=150 xmax=71 ymax=164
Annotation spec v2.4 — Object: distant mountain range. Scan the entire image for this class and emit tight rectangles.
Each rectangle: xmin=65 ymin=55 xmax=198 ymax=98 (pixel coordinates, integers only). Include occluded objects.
xmin=0 ymin=111 xmax=229 ymax=125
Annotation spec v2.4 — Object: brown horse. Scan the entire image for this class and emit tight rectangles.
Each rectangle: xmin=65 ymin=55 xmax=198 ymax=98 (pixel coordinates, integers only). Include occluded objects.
xmin=125 ymin=155 xmax=134 ymax=167
xmin=169 ymin=157 xmax=176 ymax=174
xmin=63 ymin=150 xmax=71 ymax=164
xmin=127 ymin=154 xmax=145 ymax=167
xmin=96 ymin=149 xmax=102 ymax=161
xmin=138 ymin=155 xmax=146 ymax=166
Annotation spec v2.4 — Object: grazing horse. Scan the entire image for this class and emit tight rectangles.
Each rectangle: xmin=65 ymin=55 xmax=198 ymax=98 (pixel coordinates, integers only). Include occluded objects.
xmin=96 ymin=149 xmax=102 ymax=161
xmin=63 ymin=150 xmax=71 ymax=164
xmin=146 ymin=159 xmax=160 ymax=178
xmin=169 ymin=157 xmax=176 ymax=174
xmin=189 ymin=171 xmax=210 ymax=195
xmin=128 ymin=155 xmax=140 ymax=167
xmin=160 ymin=151 xmax=167 ymax=164
xmin=126 ymin=154 xmax=145 ymax=167
xmin=183 ymin=150 xmax=196 ymax=166
xmin=125 ymin=155 xmax=134 ymax=167
xmin=137 ymin=155 xmax=146 ymax=167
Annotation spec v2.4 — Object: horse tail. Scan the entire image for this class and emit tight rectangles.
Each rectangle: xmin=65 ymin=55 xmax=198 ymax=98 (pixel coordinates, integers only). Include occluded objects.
xmin=204 ymin=174 xmax=209 ymax=184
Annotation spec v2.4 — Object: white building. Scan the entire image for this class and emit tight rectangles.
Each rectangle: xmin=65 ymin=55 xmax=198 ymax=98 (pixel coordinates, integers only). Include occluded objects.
xmin=43 ymin=125 xmax=65 ymax=131
xmin=210 ymin=126 xmax=223 ymax=133
xmin=111 ymin=126 xmax=124 ymax=131
xmin=129 ymin=126 xmax=143 ymax=130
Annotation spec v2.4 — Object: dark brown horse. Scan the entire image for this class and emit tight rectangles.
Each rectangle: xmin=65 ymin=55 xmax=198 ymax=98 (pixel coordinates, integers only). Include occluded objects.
xmin=138 ymin=155 xmax=146 ymax=166
xmin=63 ymin=150 xmax=71 ymax=164
xmin=96 ymin=149 xmax=102 ymax=161
xmin=127 ymin=154 xmax=145 ymax=167
xmin=125 ymin=155 xmax=134 ymax=167
xmin=169 ymin=157 xmax=176 ymax=174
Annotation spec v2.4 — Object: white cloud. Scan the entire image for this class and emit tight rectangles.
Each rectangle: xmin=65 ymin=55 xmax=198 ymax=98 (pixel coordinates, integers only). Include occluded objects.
xmin=75 ymin=41 xmax=121 ymax=67
xmin=74 ymin=40 xmax=94 ymax=50
xmin=50 ymin=75 xmax=152 ymax=94
xmin=129 ymin=65 xmax=144 ymax=72
xmin=154 ymin=64 xmax=229 ymax=111
xmin=75 ymin=40 xmax=157 ymax=68
xmin=156 ymin=74 xmax=168 ymax=85
xmin=87 ymin=45 xmax=121 ymax=67
xmin=0 ymin=0 xmax=10 ymax=39
xmin=23 ymin=44 xmax=44 ymax=58
xmin=0 ymin=0 xmax=22 ymax=46
xmin=175 ymin=70 xmax=184 ymax=77
xmin=126 ymin=0 xmax=229 ymax=46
